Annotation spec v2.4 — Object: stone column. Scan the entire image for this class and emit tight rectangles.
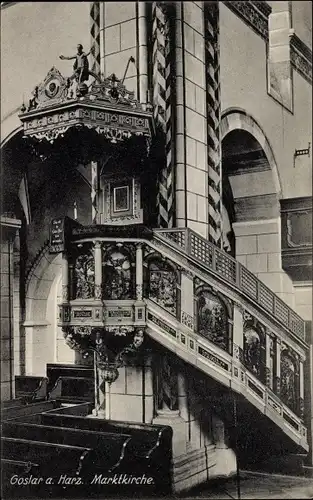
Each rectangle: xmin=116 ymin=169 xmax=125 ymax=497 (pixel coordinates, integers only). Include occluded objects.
xmin=62 ymin=252 xmax=69 ymax=302
xmin=153 ymin=358 xmax=187 ymax=457
xmin=212 ymin=414 xmax=227 ymax=449
xmin=152 ymin=1 xmax=175 ymax=228
xmin=90 ymin=2 xmax=101 ymax=76
xmin=174 ymin=2 xmax=186 ymax=229
xmin=94 ymin=241 xmax=102 ymax=301
xmin=138 ymin=1 xmax=148 ymax=103
xmin=204 ymin=1 xmax=222 ymax=246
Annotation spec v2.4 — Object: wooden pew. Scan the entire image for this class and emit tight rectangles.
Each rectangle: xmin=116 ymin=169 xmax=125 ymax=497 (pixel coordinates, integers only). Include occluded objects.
xmin=1 ymin=459 xmax=41 ymax=497
xmin=15 ymin=376 xmax=48 ymax=402
xmin=1 ymin=400 xmax=60 ymax=422
xmin=40 ymin=413 xmax=172 ymax=492
xmin=2 ymin=398 xmax=27 ymax=409
xmin=46 ymin=363 xmax=94 ymax=393
xmin=48 ymin=376 xmax=94 ymax=404
xmin=2 ymin=421 xmax=131 ymax=473
xmin=1 ymin=437 xmax=94 ymax=477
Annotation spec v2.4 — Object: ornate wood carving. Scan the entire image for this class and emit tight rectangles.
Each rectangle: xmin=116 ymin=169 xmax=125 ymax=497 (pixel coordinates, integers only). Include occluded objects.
xmin=19 ymin=70 xmax=154 ymax=146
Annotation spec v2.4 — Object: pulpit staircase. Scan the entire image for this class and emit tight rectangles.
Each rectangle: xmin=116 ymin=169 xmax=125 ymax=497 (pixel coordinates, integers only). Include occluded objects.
xmin=146 ymin=228 xmax=309 ymax=464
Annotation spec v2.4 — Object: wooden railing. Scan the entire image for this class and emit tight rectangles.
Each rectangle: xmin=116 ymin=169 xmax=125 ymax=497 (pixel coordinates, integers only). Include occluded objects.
xmin=154 ymin=228 xmax=306 ymax=342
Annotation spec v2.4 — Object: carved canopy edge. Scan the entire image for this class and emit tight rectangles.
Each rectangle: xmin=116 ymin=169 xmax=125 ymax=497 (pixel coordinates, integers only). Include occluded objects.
xmin=18 ymin=68 xmax=155 ymax=143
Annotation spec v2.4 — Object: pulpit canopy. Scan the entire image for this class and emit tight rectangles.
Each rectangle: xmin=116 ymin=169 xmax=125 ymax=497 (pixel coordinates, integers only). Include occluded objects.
xmin=19 ymin=68 xmax=155 ymax=146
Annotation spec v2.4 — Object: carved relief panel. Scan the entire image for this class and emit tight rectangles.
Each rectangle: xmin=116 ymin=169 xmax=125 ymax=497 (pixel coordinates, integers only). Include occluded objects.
xmin=280 ymin=344 xmax=300 ymax=415
xmin=194 ymin=281 xmax=233 ymax=353
xmin=102 ymin=244 xmax=135 ymax=300
xmin=147 ymin=258 xmax=180 ymax=317
xmin=72 ymin=244 xmax=95 ymax=300
xmin=243 ymin=312 xmax=266 ymax=382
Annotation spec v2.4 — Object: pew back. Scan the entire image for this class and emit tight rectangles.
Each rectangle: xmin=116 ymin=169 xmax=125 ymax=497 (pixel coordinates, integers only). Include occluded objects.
xmin=48 ymin=376 xmax=94 ymax=403
xmin=1 ymin=400 xmax=60 ymax=422
xmin=1 ymin=436 xmax=93 ymax=476
xmin=2 ymin=421 xmax=131 ymax=471
xmin=15 ymin=376 xmax=48 ymax=402
xmin=46 ymin=364 xmax=94 ymax=392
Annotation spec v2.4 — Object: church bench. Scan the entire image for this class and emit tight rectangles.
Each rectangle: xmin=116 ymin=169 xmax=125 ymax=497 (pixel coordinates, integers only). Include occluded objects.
xmin=1 ymin=437 xmax=94 ymax=477
xmin=1 ymin=459 xmax=41 ymax=496
xmin=2 ymin=421 xmax=131 ymax=472
xmin=2 ymin=398 xmax=27 ymax=409
xmin=1 ymin=400 xmax=60 ymax=421
xmin=48 ymin=376 xmax=94 ymax=403
xmin=15 ymin=376 xmax=48 ymax=402
xmin=40 ymin=413 xmax=172 ymax=491
xmin=41 ymin=413 xmax=172 ymax=460
xmin=1 ymin=458 xmax=40 ymax=477
xmin=46 ymin=363 xmax=94 ymax=392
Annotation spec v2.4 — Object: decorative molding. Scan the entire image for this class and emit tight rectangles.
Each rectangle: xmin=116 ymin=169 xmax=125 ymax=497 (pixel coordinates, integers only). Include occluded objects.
xmin=198 ymin=346 xmax=230 ymax=372
xmin=222 ymin=0 xmax=271 ymax=41
xmin=147 ymin=311 xmax=177 ymax=338
xmin=181 ymin=311 xmax=194 ymax=331
xmin=62 ymin=284 xmax=69 ymax=301
xmin=136 ymin=284 xmax=143 ymax=301
xmin=290 ymin=33 xmax=312 ymax=85
xmin=19 ymin=70 xmax=154 ymax=145
xmin=94 ymin=284 xmax=102 ymax=300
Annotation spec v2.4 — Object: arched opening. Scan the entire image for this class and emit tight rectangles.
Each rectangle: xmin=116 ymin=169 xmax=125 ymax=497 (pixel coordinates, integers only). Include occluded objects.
xmin=24 ymin=250 xmax=77 ymax=375
xmin=222 ymin=128 xmax=278 ymax=256
xmin=220 ymin=111 xmax=295 ymax=303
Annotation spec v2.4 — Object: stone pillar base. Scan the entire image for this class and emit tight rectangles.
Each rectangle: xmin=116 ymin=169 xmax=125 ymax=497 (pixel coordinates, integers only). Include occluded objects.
xmin=209 ymin=447 xmax=237 ymax=480
xmin=153 ymin=409 xmax=187 ymax=457
xmin=172 ymin=445 xmax=216 ymax=493
xmin=88 ymin=408 xmax=106 ymax=419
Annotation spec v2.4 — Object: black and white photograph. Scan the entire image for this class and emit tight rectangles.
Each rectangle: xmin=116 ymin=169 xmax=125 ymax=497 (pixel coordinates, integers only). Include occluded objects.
xmin=0 ymin=1 xmax=312 ymax=499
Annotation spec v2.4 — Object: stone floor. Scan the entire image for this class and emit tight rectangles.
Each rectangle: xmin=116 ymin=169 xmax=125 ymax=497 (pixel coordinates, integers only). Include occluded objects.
xmin=177 ymin=471 xmax=313 ymax=499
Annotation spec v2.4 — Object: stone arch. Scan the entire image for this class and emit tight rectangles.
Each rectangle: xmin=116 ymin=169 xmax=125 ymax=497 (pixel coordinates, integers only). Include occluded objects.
xmin=24 ymin=248 xmax=74 ymax=375
xmin=221 ymin=109 xmax=282 ymax=198
xmin=1 ymin=108 xmax=23 ymax=148
xmin=220 ymin=110 xmax=287 ymax=300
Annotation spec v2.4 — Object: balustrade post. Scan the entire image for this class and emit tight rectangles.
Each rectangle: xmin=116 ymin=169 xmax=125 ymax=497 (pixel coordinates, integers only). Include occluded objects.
xmin=62 ymin=252 xmax=69 ymax=302
xmin=94 ymin=241 xmax=102 ymax=300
